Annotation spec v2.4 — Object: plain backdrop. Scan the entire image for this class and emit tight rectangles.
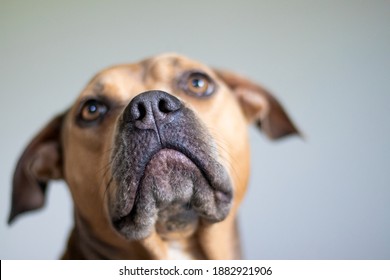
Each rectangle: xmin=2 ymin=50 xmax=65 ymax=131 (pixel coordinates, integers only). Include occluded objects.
xmin=1 ymin=0 xmax=389 ymax=259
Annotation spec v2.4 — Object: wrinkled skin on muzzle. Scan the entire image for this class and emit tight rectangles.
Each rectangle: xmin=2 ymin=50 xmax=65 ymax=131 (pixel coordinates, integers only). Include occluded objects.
xmin=110 ymin=90 xmax=233 ymax=240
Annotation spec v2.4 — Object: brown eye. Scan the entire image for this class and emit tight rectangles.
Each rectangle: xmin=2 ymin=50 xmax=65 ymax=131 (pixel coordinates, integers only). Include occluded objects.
xmin=79 ymin=99 xmax=108 ymax=123
xmin=182 ymin=72 xmax=215 ymax=97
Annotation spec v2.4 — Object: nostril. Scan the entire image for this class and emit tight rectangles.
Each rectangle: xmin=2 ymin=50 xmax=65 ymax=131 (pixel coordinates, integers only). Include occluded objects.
xmin=137 ymin=103 xmax=147 ymax=120
xmin=125 ymin=90 xmax=182 ymax=125
xmin=158 ymin=99 xmax=172 ymax=114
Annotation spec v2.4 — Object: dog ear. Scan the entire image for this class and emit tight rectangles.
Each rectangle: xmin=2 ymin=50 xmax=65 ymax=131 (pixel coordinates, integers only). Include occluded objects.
xmin=215 ymin=69 xmax=300 ymax=139
xmin=8 ymin=114 xmax=65 ymax=224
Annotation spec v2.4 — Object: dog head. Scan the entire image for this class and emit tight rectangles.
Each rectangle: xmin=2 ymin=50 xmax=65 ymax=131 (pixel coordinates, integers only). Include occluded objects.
xmin=8 ymin=53 xmax=299 ymax=255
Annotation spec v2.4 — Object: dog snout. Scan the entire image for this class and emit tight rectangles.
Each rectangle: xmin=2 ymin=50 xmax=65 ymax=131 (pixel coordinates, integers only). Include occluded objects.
xmin=124 ymin=90 xmax=182 ymax=130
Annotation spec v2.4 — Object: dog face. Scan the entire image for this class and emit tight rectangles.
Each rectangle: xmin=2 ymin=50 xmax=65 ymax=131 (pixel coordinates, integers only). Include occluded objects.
xmin=9 ymin=53 xmax=299 ymax=255
xmin=63 ymin=54 xmax=248 ymax=241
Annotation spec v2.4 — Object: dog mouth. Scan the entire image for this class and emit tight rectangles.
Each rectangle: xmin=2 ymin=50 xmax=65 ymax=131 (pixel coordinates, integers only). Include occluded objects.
xmin=111 ymin=146 xmax=233 ymax=240
xmin=109 ymin=91 xmax=233 ymax=240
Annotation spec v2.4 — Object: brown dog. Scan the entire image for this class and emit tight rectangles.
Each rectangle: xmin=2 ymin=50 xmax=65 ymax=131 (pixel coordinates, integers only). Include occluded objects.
xmin=8 ymin=53 xmax=299 ymax=259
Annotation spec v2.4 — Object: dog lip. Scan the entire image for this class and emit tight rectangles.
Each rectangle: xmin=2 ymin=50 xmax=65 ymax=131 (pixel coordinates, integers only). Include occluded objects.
xmin=112 ymin=147 xmax=232 ymax=228
xmin=145 ymin=146 xmax=233 ymax=201
xmin=158 ymin=147 xmax=213 ymax=187
xmin=112 ymin=148 xmax=203 ymax=228
xmin=114 ymin=148 xmax=206 ymax=219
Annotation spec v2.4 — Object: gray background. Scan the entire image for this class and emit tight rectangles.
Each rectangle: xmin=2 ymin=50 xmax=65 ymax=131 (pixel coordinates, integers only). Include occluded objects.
xmin=1 ymin=0 xmax=389 ymax=259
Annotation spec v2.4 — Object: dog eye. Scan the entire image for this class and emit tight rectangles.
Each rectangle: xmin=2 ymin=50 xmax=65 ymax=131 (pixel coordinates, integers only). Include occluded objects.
xmin=79 ymin=99 xmax=108 ymax=123
xmin=181 ymin=72 xmax=215 ymax=97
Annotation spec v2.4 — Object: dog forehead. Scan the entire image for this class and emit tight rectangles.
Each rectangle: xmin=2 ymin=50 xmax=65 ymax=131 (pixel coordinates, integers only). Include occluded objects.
xmin=77 ymin=53 xmax=215 ymax=101
xmin=145 ymin=53 xmax=213 ymax=74
xmin=78 ymin=64 xmax=144 ymax=102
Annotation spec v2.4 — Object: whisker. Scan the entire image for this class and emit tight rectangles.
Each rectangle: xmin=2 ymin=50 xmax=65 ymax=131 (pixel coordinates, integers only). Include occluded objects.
xmin=103 ymin=176 xmax=115 ymax=199
xmin=203 ymin=125 xmax=244 ymax=187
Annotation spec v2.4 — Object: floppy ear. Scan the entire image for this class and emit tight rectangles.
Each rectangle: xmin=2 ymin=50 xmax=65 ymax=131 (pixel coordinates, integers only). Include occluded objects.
xmin=215 ymin=69 xmax=300 ymax=139
xmin=8 ymin=114 xmax=65 ymax=224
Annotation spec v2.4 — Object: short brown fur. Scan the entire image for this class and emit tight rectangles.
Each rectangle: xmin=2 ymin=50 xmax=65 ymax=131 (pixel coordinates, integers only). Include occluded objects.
xmin=9 ymin=53 xmax=299 ymax=259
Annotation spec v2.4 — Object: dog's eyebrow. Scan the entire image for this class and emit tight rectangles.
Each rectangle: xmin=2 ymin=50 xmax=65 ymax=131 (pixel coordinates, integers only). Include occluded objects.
xmin=90 ymin=79 xmax=119 ymax=98
xmin=87 ymin=81 xmax=129 ymax=109
xmin=91 ymin=80 xmax=105 ymax=95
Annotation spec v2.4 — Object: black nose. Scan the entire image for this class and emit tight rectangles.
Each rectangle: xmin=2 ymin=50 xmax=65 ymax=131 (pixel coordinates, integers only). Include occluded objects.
xmin=124 ymin=90 xmax=182 ymax=130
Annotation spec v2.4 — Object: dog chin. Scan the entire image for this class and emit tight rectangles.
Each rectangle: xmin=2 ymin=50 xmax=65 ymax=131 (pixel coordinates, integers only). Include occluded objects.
xmin=112 ymin=149 xmax=233 ymax=241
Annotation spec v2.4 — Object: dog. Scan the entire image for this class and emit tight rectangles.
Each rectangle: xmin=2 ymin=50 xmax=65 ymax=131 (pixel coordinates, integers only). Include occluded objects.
xmin=8 ymin=53 xmax=299 ymax=259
